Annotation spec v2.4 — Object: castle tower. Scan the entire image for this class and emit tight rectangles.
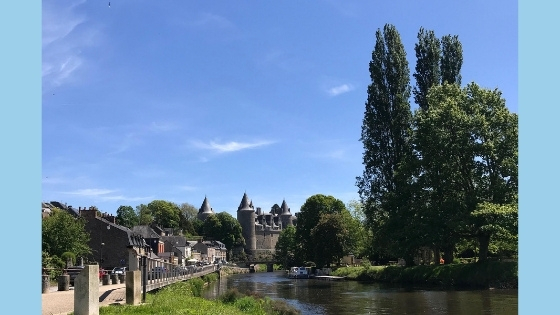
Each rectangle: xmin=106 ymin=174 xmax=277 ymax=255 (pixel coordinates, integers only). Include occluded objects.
xmin=237 ymin=192 xmax=256 ymax=255
xmin=279 ymin=199 xmax=293 ymax=228
xmin=197 ymin=196 xmax=215 ymax=221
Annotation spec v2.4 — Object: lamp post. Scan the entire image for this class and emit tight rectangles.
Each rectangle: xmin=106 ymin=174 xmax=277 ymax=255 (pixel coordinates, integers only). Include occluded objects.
xmin=100 ymin=225 xmax=110 ymax=267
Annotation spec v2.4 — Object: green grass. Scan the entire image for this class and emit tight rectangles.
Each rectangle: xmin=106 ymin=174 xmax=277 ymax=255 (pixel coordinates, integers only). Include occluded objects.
xmin=332 ymin=261 xmax=517 ymax=289
xmin=95 ymin=277 xmax=301 ymax=315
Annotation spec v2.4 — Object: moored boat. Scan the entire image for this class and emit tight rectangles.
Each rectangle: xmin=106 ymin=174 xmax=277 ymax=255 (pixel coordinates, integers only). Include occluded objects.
xmin=288 ymin=266 xmax=309 ymax=279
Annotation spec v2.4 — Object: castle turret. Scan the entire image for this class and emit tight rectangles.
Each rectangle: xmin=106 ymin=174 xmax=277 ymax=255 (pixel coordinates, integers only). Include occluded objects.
xmin=237 ymin=192 xmax=256 ymax=255
xmin=279 ymin=199 xmax=293 ymax=227
xmin=197 ymin=196 xmax=215 ymax=221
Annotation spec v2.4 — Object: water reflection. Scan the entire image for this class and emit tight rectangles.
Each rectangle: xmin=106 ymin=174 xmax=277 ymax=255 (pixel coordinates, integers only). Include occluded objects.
xmin=204 ymin=271 xmax=517 ymax=315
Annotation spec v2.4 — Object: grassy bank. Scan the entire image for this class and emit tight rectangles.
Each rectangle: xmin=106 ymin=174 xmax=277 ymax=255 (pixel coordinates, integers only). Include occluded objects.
xmin=96 ymin=274 xmax=300 ymax=315
xmin=332 ymin=261 xmax=517 ymax=289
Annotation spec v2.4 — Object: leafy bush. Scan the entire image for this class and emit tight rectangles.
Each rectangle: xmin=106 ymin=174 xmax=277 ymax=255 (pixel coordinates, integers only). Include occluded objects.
xmin=61 ymin=252 xmax=76 ymax=266
xmin=220 ymin=288 xmax=246 ymax=304
xmin=187 ymin=278 xmax=205 ymax=297
xmin=234 ymin=296 xmax=261 ymax=313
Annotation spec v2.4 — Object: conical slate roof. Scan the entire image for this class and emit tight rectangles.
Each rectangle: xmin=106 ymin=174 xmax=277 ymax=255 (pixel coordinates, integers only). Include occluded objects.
xmin=280 ymin=199 xmax=291 ymax=215
xmin=199 ymin=196 xmax=214 ymax=214
xmin=238 ymin=192 xmax=253 ymax=211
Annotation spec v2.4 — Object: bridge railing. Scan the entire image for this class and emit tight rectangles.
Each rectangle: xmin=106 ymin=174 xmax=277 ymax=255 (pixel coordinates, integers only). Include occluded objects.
xmin=141 ymin=256 xmax=218 ymax=292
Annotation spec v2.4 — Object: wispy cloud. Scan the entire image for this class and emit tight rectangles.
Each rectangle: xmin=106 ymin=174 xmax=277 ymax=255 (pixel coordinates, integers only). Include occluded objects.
xmin=99 ymin=195 xmax=155 ymax=202
xmin=177 ymin=185 xmax=198 ymax=192
xmin=193 ymin=140 xmax=275 ymax=153
xmin=149 ymin=121 xmax=179 ymax=133
xmin=42 ymin=0 xmax=100 ymax=90
xmin=61 ymin=188 xmax=153 ymax=202
xmin=63 ymin=188 xmax=116 ymax=197
xmin=327 ymin=84 xmax=354 ymax=96
xmin=192 ymin=12 xmax=235 ymax=29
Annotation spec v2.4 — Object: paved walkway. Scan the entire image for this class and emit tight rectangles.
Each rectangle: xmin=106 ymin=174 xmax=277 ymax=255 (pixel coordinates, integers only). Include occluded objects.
xmin=42 ymin=282 xmax=128 ymax=315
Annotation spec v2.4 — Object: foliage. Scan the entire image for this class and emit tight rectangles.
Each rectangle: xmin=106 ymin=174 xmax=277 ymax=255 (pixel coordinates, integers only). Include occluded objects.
xmin=356 ymin=23 xmax=416 ymax=261
xmin=413 ymin=83 xmax=518 ymax=262
xmin=147 ymin=200 xmax=181 ymax=228
xmin=295 ymin=194 xmax=347 ymax=263
xmin=192 ymin=218 xmax=205 ymax=236
xmin=413 ymin=27 xmax=441 ymax=110
xmin=274 ymin=225 xmax=297 ymax=268
xmin=179 ymin=202 xmax=199 ymax=236
xmin=61 ymin=252 xmax=76 ymax=266
xmin=311 ymin=211 xmax=359 ymax=267
xmin=202 ymin=212 xmax=245 ymax=260
xmin=99 ymin=279 xmax=301 ymax=315
xmin=136 ymin=204 xmax=153 ymax=225
xmin=116 ymin=205 xmax=138 ymax=228
xmin=470 ymin=202 xmax=518 ymax=260
xmin=220 ymin=288 xmax=301 ymax=315
xmin=42 ymin=208 xmax=91 ymax=258
xmin=345 ymin=200 xmax=371 ymax=259
xmin=42 ymin=251 xmax=64 ymax=279
xmin=440 ymin=34 xmax=463 ymax=85
xmin=180 ymin=202 xmax=199 ymax=221
xmin=332 ymin=261 xmax=517 ymax=289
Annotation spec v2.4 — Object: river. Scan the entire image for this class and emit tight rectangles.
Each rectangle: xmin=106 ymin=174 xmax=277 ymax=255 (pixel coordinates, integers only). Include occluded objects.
xmin=203 ymin=271 xmax=518 ymax=315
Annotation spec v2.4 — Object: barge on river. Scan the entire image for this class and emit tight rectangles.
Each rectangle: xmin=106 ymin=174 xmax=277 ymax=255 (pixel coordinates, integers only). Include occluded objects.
xmin=288 ymin=266 xmax=310 ymax=279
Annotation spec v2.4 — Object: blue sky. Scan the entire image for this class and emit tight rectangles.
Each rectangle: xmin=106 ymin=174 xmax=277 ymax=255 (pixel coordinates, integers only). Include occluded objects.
xmin=42 ymin=0 xmax=518 ymax=217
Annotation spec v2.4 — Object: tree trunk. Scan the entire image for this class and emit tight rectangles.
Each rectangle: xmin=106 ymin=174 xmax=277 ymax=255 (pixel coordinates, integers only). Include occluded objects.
xmin=433 ymin=247 xmax=441 ymax=265
xmin=443 ymin=245 xmax=454 ymax=264
xmin=478 ymin=234 xmax=490 ymax=262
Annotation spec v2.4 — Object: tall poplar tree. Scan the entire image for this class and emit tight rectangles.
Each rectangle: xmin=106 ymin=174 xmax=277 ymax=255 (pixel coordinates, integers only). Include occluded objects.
xmin=413 ymin=27 xmax=441 ymax=110
xmin=440 ymin=35 xmax=463 ymax=85
xmin=413 ymin=28 xmax=463 ymax=111
xmin=356 ymin=24 xmax=413 ymax=259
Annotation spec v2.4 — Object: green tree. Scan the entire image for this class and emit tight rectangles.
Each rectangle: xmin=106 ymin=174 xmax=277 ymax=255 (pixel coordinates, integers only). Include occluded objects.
xmin=470 ymin=202 xmax=518 ymax=261
xmin=42 ymin=208 xmax=91 ymax=258
xmin=345 ymin=200 xmax=371 ymax=259
xmin=115 ymin=205 xmax=138 ymax=228
xmin=413 ymin=27 xmax=441 ymax=110
xmin=295 ymin=194 xmax=346 ymax=263
xmin=413 ymin=28 xmax=463 ymax=111
xmin=147 ymin=200 xmax=181 ymax=228
xmin=202 ymin=215 xmax=222 ymax=239
xmin=179 ymin=202 xmax=198 ymax=236
xmin=414 ymin=82 xmax=517 ymax=263
xmin=136 ymin=203 xmax=153 ymax=225
xmin=203 ymin=212 xmax=245 ymax=260
xmin=275 ymin=225 xmax=298 ymax=268
xmin=180 ymin=202 xmax=198 ymax=221
xmin=440 ymin=34 xmax=463 ymax=85
xmin=356 ymin=24 xmax=414 ymax=261
xmin=311 ymin=212 xmax=355 ymax=268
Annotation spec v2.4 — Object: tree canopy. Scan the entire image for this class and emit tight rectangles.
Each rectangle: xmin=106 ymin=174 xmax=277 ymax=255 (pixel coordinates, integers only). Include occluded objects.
xmin=42 ymin=208 xmax=91 ymax=259
xmin=202 ymin=212 xmax=245 ymax=260
xmin=116 ymin=205 xmax=138 ymax=229
xmin=295 ymin=194 xmax=347 ymax=264
xmin=275 ymin=225 xmax=298 ymax=267
xmin=147 ymin=200 xmax=181 ymax=228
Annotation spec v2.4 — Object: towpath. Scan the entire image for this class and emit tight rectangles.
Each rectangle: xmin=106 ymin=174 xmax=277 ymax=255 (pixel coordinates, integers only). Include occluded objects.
xmin=42 ymin=282 xmax=127 ymax=315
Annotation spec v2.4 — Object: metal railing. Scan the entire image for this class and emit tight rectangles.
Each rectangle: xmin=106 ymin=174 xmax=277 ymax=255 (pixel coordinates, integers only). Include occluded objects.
xmin=139 ymin=256 xmax=219 ymax=300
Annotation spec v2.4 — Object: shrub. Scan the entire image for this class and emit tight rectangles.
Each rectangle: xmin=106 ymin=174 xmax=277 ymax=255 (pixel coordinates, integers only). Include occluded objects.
xmin=188 ymin=278 xmax=205 ymax=297
xmin=61 ymin=252 xmax=76 ymax=266
xmin=234 ymin=296 xmax=261 ymax=313
xmin=220 ymin=288 xmax=245 ymax=304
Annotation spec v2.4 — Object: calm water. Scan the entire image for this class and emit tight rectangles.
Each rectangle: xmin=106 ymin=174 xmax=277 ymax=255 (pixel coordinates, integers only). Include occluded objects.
xmin=203 ymin=271 xmax=518 ymax=315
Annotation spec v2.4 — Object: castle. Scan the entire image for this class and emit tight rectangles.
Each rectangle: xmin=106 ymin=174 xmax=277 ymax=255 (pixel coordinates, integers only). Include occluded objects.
xmin=197 ymin=192 xmax=296 ymax=259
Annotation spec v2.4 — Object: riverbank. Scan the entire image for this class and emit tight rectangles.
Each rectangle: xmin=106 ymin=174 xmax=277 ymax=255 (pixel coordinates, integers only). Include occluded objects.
xmin=97 ymin=269 xmax=301 ymax=315
xmin=332 ymin=260 xmax=517 ymax=289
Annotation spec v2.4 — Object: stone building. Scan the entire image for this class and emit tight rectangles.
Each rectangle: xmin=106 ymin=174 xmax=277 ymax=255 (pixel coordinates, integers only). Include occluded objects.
xmin=79 ymin=206 xmax=147 ymax=270
xmin=235 ymin=192 xmax=296 ymax=259
xmin=197 ymin=196 xmax=215 ymax=221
